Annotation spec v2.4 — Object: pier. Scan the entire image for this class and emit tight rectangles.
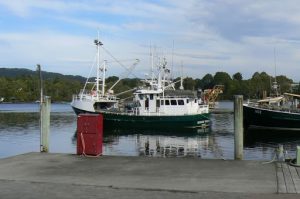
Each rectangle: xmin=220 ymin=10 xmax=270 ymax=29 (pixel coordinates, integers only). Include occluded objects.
xmin=0 ymin=153 xmax=299 ymax=198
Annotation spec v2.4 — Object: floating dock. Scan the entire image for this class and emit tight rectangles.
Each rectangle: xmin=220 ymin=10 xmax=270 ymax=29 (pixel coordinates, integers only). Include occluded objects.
xmin=0 ymin=153 xmax=299 ymax=198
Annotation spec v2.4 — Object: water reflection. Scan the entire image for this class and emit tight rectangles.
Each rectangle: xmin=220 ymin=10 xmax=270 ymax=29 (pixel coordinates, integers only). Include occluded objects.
xmin=244 ymin=128 xmax=300 ymax=159
xmin=103 ymin=128 xmax=212 ymax=158
xmin=1 ymin=102 xmax=300 ymax=160
xmin=0 ymin=105 xmax=77 ymax=158
xmin=138 ymin=134 xmax=209 ymax=157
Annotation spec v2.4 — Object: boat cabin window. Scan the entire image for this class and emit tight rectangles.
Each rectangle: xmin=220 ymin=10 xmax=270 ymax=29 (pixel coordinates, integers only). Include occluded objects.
xmin=161 ymin=100 xmax=164 ymax=105
xmin=156 ymin=100 xmax=160 ymax=107
xmin=145 ymin=98 xmax=149 ymax=108
xmin=178 ymin=100 xmax=184 ymax=105
xmin=165 ymin=100 xmax=170 ymax=105
xmin=194 ymin=99 xmax=197 ymax=103
xmin=139 ymin=94 xmax=143 ymax=100
xmin=150 ymin=94 xmax=153 ymax=100
xmin=186 ymin=99 xmax=189 ymax=103
xmin=171 ymin=100 xmax=177 ymax=105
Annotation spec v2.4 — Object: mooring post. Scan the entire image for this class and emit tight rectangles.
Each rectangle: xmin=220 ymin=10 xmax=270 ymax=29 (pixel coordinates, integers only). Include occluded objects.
xmin=234 ymin=95 xmax=243 ymax=160
xmin=297 ymin=146 xmax=300 ymax=165
xmin=41 ymin=96 xmax=51 ymax=152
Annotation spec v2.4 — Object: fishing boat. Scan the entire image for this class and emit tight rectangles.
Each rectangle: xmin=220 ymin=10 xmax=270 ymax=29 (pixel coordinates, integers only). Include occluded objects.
xmin=243 ymin=92 xmax=300 ymax=131
xmin=71 ymin=39 xmax=210 ymax=129
xmin=71 ymin=38 xmax=138 ymax=115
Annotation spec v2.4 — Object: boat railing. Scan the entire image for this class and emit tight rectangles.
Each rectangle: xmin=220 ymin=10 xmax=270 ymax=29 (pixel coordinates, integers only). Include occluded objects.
xmin=254 ymin=103 xmax=300 ymax=114
xmin=72 ymin=93 xmax=93 ymax=101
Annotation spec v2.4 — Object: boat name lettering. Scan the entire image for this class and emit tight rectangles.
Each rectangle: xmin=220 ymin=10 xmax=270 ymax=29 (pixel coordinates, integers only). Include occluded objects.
xmin=255 ymin=110 xmax=261 ymax=114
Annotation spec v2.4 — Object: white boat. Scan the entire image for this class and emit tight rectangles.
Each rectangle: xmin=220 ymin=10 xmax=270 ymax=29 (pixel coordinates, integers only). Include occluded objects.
xmin=71 ymin=39 xmax=210 ymax=129
xmin=71 ymin=38 xmax=126 ymax=114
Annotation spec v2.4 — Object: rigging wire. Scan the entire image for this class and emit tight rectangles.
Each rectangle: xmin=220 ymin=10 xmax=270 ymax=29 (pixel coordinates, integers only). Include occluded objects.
xmin=101 ymin=46 xmax=139 ymax=79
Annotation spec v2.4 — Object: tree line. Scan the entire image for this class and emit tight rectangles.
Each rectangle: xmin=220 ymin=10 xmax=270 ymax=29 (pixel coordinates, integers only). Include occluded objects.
xmin=0 ymin=69 xmax=299 ymax=102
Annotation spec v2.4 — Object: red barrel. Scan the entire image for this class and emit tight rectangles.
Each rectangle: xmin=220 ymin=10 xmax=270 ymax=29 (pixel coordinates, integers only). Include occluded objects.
xmin=77 ymin=114 xmax=103 ymax=156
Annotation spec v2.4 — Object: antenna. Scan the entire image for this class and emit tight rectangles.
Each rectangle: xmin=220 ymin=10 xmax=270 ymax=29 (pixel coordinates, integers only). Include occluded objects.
xmin=273 ymin=47 xmax=279 ymax=96
xmin=273 ymin=47 xmax=277 ymax=81
xmin=150 ymin=42 xmax=154 ymax=83
xmin=179 ymin=61 xmax=184 ymax=90
xmin=171 ymin=40 xmax=174 ymax=80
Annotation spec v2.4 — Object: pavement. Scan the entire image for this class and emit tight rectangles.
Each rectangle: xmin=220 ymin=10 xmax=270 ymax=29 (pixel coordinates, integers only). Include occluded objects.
xmin=0 ymin=152 xmax=299 ymax=199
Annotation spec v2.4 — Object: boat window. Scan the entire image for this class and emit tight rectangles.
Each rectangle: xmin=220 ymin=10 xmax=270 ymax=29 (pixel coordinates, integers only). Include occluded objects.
xmin=165 ymin=100 xmax=170 ymax=105
xmin=156 ymin=100 xmax=160 ymax=107
xmin=194 ymin=99 xmax=197 ymax=103
xmin=145 ymin=98 xmax=149 ymax=108
xmin=161 ymin=100 xmax=164 ymax=105
xmin=150 ymin=94 xmax=153 ymax=100
xmin=178 ymin=100 xmax=184 ymax=105
xmin=139 ymin=94 xmax=143 ymax=100
xmin=186 ymin=99 xmax=189 ymax=103
xmin=171 ymin=100 xmax=177 ymax=105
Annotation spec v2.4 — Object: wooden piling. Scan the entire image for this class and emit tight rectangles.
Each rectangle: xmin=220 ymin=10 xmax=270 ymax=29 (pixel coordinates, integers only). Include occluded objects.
xmin=234 ymin=95 xmax=243 ymax=160
xmin=297 ymin=146 xmax=300 ymax=165
xmin=40 ymin=96 xmax=51 ymax=152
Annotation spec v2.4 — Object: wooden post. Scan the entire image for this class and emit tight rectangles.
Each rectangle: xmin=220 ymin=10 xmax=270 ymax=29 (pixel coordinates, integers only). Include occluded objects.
xmin=234 ymin=95 xmax=243 ymax=160
xmin=297 ymin=146 xmax=300 ymax=165
xmin=41 ymin=96 xmax=51 ymax=152
xmin=37 ymin=64 xmax=51 ymax=152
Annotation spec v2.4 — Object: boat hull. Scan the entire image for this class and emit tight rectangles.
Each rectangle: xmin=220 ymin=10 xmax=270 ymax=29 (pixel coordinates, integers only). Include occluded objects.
xmin=243 ymin=104 xmax=300 ymax=130
xmin=72 ymin=106 xmax=210 ymax=129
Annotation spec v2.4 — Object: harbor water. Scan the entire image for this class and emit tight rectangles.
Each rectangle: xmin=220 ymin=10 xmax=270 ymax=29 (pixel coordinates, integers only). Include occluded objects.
xmin=1 ymin=102 xmax=300 ymax=160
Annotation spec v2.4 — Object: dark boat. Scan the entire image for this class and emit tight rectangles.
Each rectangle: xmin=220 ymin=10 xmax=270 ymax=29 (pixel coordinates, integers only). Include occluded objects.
xmin=243 ymin=93 xmax=300 ymax=131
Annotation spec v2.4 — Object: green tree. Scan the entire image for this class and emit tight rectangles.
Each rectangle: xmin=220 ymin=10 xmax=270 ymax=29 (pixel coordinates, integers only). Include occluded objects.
xmin=214 ymin=72 xmax=232 ymax=99
xmin=183 ymin=77 xmax=196 ymax=90
xmin=200 ymin=74 xmax=214 ymax=89
xmin=232 ymin=72 xmax=242 ymax=81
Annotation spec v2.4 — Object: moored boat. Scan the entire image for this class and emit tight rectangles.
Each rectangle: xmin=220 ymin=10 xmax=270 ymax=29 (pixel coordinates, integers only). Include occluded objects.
xmin=71 ymin=38 xmax=210 ymax=129
xmin=243 ymin=93 xmax=300 ymax=131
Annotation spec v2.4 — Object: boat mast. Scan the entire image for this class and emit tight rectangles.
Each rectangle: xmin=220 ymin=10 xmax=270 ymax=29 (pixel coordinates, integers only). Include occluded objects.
xmin=180 ymin=61 xmax=184 ymax=90
xmin=151 ymin=44 xmax=155 ymax=88
xmin=102 ymin=60 xmax=106 ymax=96
xmin=273 ymin=47 xmax=279 ymax=96
xmin=94 ymin=32 xmax=103 ymax=98
xmin=171 ymin=40 xmax=174 ymax=80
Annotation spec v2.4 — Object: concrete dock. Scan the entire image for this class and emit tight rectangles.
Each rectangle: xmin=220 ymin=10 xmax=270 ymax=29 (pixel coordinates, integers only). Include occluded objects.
xmin=0 ymin=153 xmax=299 ymax=199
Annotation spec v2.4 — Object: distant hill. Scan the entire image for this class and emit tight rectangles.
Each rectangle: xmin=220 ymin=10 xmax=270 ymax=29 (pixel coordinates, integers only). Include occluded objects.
xmin=0 ymin=68 xmax=86 ymax=83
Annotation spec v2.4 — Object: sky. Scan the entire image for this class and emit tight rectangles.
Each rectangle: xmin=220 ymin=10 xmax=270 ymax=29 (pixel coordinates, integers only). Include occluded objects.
xmin=0 ymin=0 xmax=300 ymax=82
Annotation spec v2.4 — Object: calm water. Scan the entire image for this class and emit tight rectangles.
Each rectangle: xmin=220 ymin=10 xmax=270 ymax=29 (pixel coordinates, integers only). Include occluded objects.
xmin=1 ymin=102 xmax=300 ymax=160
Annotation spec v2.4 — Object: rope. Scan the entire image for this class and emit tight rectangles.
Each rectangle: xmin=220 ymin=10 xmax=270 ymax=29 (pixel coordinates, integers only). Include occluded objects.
xmin=80 ymin=132 xmax=101 ymax=158
xmin=261 ymin=146 xmax=299 ymax=166
xmin=262 ymin=147 xmax=283 ymax=164
xmin=288 ymin=159 xmax=300 ymax=167
xmin=262 ymin=152 xmax=277 ymax=164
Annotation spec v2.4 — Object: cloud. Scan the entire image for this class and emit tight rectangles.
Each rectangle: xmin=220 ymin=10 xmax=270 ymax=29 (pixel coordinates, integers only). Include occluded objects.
xmin=0 ymin=0 xmax=300 ymax=81
xmin=56 ymin=17 xmax=121 ymax=32
xmin=122 ymin=22 xmax=161 ymax=32
xmin=185 ymin=0 xmax=300 ymax=42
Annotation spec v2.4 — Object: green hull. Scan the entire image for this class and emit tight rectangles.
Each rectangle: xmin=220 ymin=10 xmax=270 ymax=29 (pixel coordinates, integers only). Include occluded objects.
xmin=102 ymin=112 xmax=210 ymax=129
xmin=243 ymin=105 xmax=300 ymax=130
xmin=72 ymin=106 xmax=210 ymax=129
